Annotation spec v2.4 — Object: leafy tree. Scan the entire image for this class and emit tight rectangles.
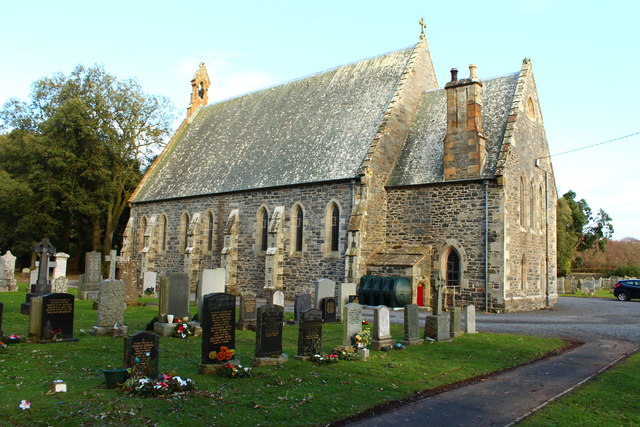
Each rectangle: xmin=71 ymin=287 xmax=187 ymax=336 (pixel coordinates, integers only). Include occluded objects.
xmin=0 ymin=65 xmax=175 ymax=266
xmin=556 ymin=190 xmax=614 ymax=275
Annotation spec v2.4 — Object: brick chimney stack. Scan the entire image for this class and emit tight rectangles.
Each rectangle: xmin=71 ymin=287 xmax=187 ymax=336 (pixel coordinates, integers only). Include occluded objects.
xmin=443 ymin=64 xmax=487 ymax=180
xmin=186 ymin=63 xmax=210 ymax=120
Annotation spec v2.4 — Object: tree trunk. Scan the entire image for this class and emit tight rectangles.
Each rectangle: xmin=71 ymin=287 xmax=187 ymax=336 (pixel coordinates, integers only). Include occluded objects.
xmin=91 ymin=216 xmax=101 ymax=251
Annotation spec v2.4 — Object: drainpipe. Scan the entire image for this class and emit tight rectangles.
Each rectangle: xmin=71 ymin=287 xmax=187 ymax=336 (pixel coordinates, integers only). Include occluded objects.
xmin=544 ymin=170 xmax=550 ymax=306
xmin=484 ymin=180 xmax=489 ymax=311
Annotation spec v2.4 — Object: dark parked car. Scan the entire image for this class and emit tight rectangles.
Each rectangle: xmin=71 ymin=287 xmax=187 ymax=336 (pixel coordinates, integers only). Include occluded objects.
xmin=613 ymin=280 xmax=640 ymax=301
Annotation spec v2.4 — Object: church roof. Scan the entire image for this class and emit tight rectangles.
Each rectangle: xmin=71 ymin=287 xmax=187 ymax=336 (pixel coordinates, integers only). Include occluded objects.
xmin=133 ymin=47 xmax=416 ymax=203
xmin=387 ymin=72 xmax=520 ymax=186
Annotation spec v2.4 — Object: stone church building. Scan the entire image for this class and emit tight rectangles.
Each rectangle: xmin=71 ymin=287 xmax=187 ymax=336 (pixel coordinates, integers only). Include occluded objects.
xmin=122 ymin=28 xmax=557 ymax=313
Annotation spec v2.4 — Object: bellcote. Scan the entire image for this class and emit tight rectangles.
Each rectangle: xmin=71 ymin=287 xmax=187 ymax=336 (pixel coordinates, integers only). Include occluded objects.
xmin=186 ymin=63 xmax=211 ymax=120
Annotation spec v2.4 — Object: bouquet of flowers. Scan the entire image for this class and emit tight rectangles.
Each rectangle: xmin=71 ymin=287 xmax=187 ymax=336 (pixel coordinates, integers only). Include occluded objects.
xmin=3 ymin=334 xmax=23 ymax=344
xmin=209 ymin=346 xmax=235 ymax=362
xmin=353 ymin=328 xmax=371 ymax=348
xmin=331 ymin=347 xmax=361 ymax=361
xmin=172 ymin=321 xmax=193 ymax=339
xmin=310 ymin=353 xmax=339 ymax=365
xmin=222 ymin=363 xmax=252 ymax=378
xmin=122 ymin=373 xmax=195 ymax=397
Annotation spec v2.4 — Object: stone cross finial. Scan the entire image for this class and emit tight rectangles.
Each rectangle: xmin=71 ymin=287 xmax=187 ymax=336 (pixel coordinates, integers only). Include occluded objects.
xmin=105 ymin=249 xmax=124 ymax=280
xmin=419 ymin=17 xmax=426 ymax=35
xmin=431 ymin=270 xmax=445 ymax=315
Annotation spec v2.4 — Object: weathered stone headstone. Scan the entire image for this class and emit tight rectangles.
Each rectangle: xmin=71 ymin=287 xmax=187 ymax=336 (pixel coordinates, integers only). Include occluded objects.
xmin=143 ymin=271 xmax=157 ymax=294
xmin=52 ymin=252 xmax=69 ymax=279
xmin=29 ymin=270 xmax=38 ymax=287
xmin=450 ymin=306 xmax=463 ymax=338
xmin=342 ymin=302 xmax=362 ymax=346
xmin=0 ymin=301 xmax=3 ymax=336
xmin=464 ymin=304 xmax=477 ymax=334
xmin=424 ymin=314 xmax=450 ymax=341
xmin=321 ymin=297 xmax=337 ymax=323
xmin=431 ymin=272 xmax=445 ymax=315
xmin=314 ymin=278 xmax=335 ymax=309
xmin=336 ymin=282 xmax=357 ymax=321
xmin=196 ymin=268 xmax=226 ymax=317
xmin=237 ymin=293 xmax=257 ymax=331
xmin=78 ymin=251 xmax=102 ymax=300
xmin=158 ymin=272 xmax=190 ymax=321
xmin=271 ymin=289 xmax=285 ymax=308
xmin=199 ymin=293 xmax=238 ymax=374
xmin=401 ymin=304 xmax=423 ymax=345
xmin=253 ymin=304 xmax=287 ymax=366
xmin=293 ymin=293 xmax=313 ymax=324
xmin=124 ymin=331 xmax=159 ymax=377
xmin=371 ymin=305 xmax=396 ymax=350
xmin=30 ymin=293 xmax=75 ymax=342
xmin=557 ymin=277 xmax=565 ymax=294
xmin=52 ymin=277 xmax=68 ymax=293
xmin=296 ymin=308 xmax=323 ymax=358
xmin=91 ymin=280 xmax=127 ymax=336
xmin=105 ymin=249 xmax=123 ymax=280
xmin=118 ymin=260 xmax=139 ymax=306
xmin=0 ymin=251 xmax=17 ymax=291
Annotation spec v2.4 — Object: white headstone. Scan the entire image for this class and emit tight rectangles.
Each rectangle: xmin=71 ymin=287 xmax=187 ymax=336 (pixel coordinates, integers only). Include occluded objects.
xmin=53 ymin=252 xmax=69 ymax=279
xmin=314 ymin=278 xmax=335 ymax=309
xmin=30 ymin=269 xmax=38 ymax=286
xmin=336 ymin=282 xmax=357 ymax=320
xmin=464 ymin=304 xmax=477 ymax=334
xmin=0 ymin=250 xmax=17 ymax=291
xmin=143 ymin=271 xmax=157 ymax=293
xmin=196 ymin=268 xmax=226 ymax=316
xmin=271 ymin=290 xmax=285 ymax=307
xmin=374 ymin=306 xmax=391 ymax=340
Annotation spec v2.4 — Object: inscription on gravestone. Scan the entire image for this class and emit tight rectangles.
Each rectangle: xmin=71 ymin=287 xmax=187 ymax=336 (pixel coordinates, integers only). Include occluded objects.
xmin=237 ymin=293 xmax=256 ymax=330
xmin=201 ymin=293 xmax=236 ymax=364
xmin=321 ymin=297 xmax=337 ymax=323
xmin=343 ymin=302 xmax=362 ymax=346
xmin=41 ymin=293 xmax=75 ymax=341
xmin=255 ymin=304 xmax=284 ymax=358
xmin=297 ymin=309 xmax=323 ymax=357
xmin=124 ymin=331 xmax=159 ymax=377
xmin=401 ymin=304 xmax=423 ymax=345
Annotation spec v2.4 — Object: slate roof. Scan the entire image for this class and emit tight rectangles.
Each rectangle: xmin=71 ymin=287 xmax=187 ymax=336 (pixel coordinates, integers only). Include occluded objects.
xmin=387 ymin=72 xmax=520 ymax=186
xmin=133 ymin=47 xmax=416 ymax=203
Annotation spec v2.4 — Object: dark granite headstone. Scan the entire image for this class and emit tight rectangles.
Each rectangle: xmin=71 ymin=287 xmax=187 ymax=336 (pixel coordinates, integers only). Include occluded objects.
xmin=321 ymin=297 xmax=337 ymax=323
xmin=21 ymin=238 xmax=56 ymax=314
xmin=237 ymin=293 xmax=256 ymax=330
xmin=201 ymin=293 xmax=236 ymax=364
xmin=40 ymin=293 xmax=75 ymax=341
xmin=293 ymin=293 xmax=312 ymax=324
xmin=255 ymin=304 xmax=284 ymax=358
xmin=159 ymin=273 xmax=190 ymax=321
xmin=297 ymin=308 xmax=323 ymax=356
xmin=124 ymin=331 xmax=160 ymax=377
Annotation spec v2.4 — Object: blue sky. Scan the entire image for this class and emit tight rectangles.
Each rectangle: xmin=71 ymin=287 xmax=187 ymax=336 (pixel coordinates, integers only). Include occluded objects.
xmin=1 ymin=0 xmax=638 ymax=239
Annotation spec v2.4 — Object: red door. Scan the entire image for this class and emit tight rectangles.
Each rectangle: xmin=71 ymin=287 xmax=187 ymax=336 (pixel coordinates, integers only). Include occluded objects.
xmin=416 ymin=285 xmax=424 ymax=306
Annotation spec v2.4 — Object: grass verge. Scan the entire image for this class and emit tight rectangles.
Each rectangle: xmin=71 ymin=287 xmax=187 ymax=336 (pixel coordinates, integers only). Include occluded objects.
xmin=0 ymin=283 xmax=563 ymax=426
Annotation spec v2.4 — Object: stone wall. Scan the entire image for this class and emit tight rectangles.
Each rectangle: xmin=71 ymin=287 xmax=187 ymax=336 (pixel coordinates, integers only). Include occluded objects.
xmin=131 ymin=181 xmax=355 ymax=297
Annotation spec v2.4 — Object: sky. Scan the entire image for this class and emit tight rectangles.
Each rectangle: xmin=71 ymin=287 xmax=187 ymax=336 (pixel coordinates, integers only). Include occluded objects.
xmin=1 ymin=0 xmax=638 ymax=240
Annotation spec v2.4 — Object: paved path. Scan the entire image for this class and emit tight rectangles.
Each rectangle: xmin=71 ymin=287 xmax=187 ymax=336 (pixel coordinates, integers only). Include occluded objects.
xmin=348 ymin=297 xmax=640 ymax=426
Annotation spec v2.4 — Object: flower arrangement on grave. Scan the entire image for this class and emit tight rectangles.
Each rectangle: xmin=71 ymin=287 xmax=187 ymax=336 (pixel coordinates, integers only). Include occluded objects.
xmin=144 ymin=287 xmax=154 ymax=295
xmin=310 ymin=353 xmax=339 ymax=365
xmin=222 ymin=363 xmax=252 ymax=378
xmin=3 ymin=334 xmax=24 ymax=344
xmin=353 ymin=328 xmax=371 ymax=348
xmin=0 ymin=341 xmax=7 ymax=350
xmin=172 ymin=321 xmax=193 ymax=339
xmin=362 ymin=320 xmax=369 ymax=325
xmin=330 ymin=347 xmax=361 ymax=361
xmin=121 ymin=373 xmax=195 ymax=397
xmin=50 ymin=329 xmax=63 ymax=341
xmin=18 ymin=400 xmax=30 ymax=410
xmin=209 ymin=346 xmax=235 ymax=362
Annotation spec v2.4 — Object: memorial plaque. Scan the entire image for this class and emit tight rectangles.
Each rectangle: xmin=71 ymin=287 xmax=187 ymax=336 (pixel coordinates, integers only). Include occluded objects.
xmin=297 ymin=309 xmax=323 ymax=356
xmin=255 ymin=304 xmax=284 ymax=358
xmin=201 ymin=293 xmax=236 ymax=364
xmin=124 ymin=331 xmax=160 ymax=377
xmin=237 ymin=293 xmax=256 ymax=330
xmin=321 ymin=297 xmax=337 ymax=323
xmin=293 ymin=293 xmax=312 ymax=324
xmin=40 ymin=293 xmax=75 ymax=341
xmin=342 ymin=302 xmax=362 ymax=346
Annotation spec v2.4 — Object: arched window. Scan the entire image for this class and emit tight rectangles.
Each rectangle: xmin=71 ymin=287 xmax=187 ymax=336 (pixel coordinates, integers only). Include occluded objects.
xmin=181 ymin=213 xmax=190 ymax=251
xmin=520 ymin=255 xmax=527 ymax=290
xmin=157 ymin=214 xmax=167 ymax=252
xmin=446 ymin=249 xmax=461 ymax=287
xmin=206 ymin=211 xmax=214 ymax=252
xmin=519 ymin=176 xmax=526 ymax=227
xmin=258 ymin=207 xmax=269 ymax=251
xmin=539 ymin=184 xmax=545 ymax=231
xmin=293 ymin=205 xmax=304 ymax=253
xmin=530 ymin=180 xmax=536 ymax=231
xmin=138 ymin=216 xmax=147 ymax=251
xmin=331 ymin=204 xmax=340 ymax=252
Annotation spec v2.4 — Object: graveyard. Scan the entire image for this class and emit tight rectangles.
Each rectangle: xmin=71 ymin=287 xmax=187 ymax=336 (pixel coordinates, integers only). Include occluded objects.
xmin=0 ymin=280 xmax=563 ymax=426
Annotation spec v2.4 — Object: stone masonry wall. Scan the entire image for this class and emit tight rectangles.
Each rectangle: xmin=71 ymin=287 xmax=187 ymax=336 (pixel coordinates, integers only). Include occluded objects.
xmin=130 ymin=181 xmax=355 ymax=298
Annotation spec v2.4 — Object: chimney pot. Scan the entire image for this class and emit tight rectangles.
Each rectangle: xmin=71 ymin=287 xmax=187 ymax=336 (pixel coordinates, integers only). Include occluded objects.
xmin=469 ymin=64 xmax=477 ymax=79
xmin=450 ymin=68 xmax=458 ymax=82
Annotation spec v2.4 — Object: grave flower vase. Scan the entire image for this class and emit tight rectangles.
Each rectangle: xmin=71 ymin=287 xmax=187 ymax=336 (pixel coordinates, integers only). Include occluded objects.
xmin=103 ymin=368 xmax=128 ymax=389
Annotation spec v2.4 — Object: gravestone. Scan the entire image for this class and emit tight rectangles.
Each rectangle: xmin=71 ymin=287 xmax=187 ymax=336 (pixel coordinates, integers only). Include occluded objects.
xmin=0 ymin=251 xmax=17 ymax=291
xmin=293 ymin=293 xmax=313 ymax=324
xmin=196 ymin=268 xmax=226 ymax=317
xmin=29 ymin=293 xmax=76 ymax=342
xmin=199 ymin=293 xmax=238 ymax=374
xmin=314 ymin=278 xmax=335 ymax=309
xmin=78 ymin=251 xmax=102 ymax=300
xmin=0 ymin=301 xmax=3 ymax=336
xmin=450 ymin=306 xmax=463 ymax=338
xmin=336 ymin=282 xmax=357 ymax=321
xmin=557 ymin=277 xmax=565 ymax=294
xmin=52 ymin=252 xmax=69 ymax=279
xmin=270 ymin=289 xmax=285 ymax=307
xmin=401 ymin=304 xmax=423 ymax=345
xmin=371 ymin=305 xmax=395 ymax=351
xmin=321 ymin=297 xmax=337 ymax=323
xmin=296 ymin=308 xmax=323 ymax=359
xmin=105 ymin=249 xmax=123 ymax=280
xmin=124 ymin=331 xmax=159 ymax=377
xmin=432 ymin=272 xmax=445 ymax=314
xmin=142 ymin=271 xmax=157 ymax=294
xmin=21 ymin=238 xmax=56 ymax=314
xmin=342 ymin=302 xmax=362 ymax=346
xmin=52 ymin=277 xmax=68 ymax=293
xmin=252 ymin=304 xmax=287 ymax=366
xmin=237 ymin=293 xmax=257 ymax=331
xmin=91 ymin=280 xmax=127 ymax=336
xmin=118 ymin=260 xmax=139 ymax=306
xmin=464 ymin=305 xmax=477 ymax=334
xmin=158 ymin=273 xmax=190 ymax=320
xmin=424 ymin=314 xmax=450 ymax=341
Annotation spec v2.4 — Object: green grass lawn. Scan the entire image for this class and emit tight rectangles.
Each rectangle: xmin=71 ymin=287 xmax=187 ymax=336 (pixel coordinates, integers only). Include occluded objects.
xmin=0 ymin=283 xmax=563 ymax=426
xmin=560 ymin=289 xmax=614 ymax=298
xmin=519 ymin=351 xmax=640 ymax=426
